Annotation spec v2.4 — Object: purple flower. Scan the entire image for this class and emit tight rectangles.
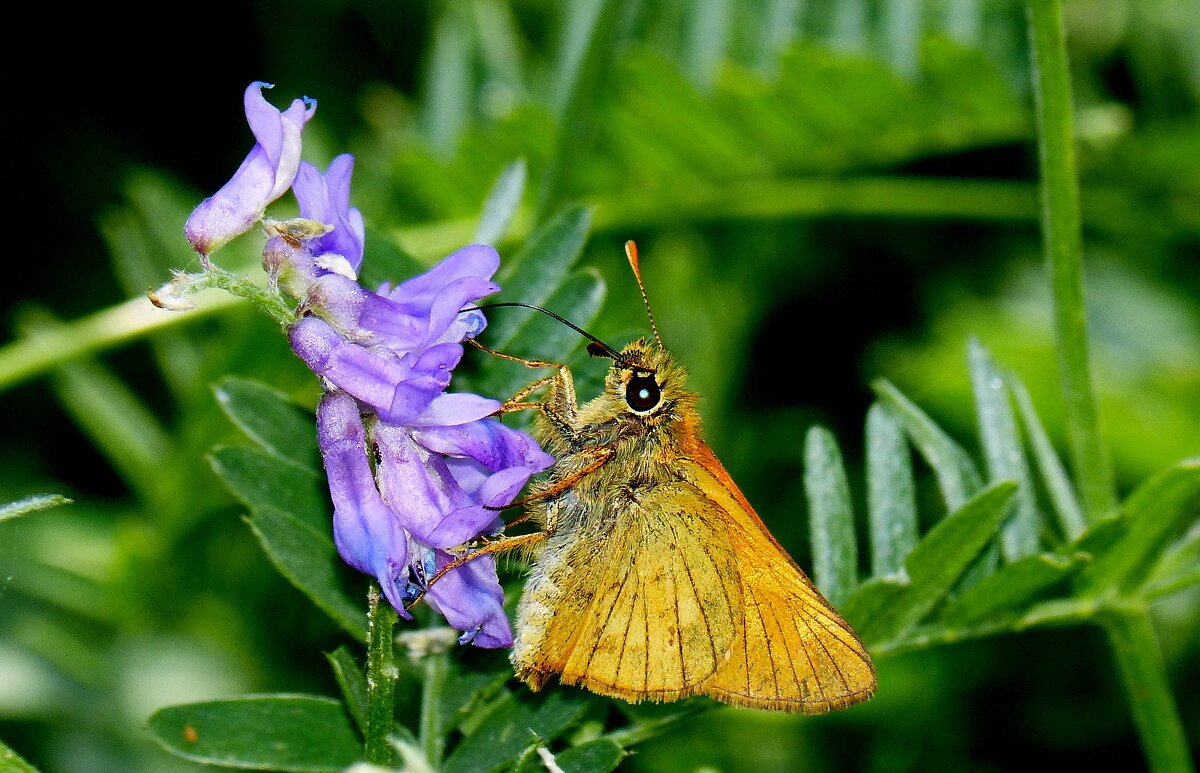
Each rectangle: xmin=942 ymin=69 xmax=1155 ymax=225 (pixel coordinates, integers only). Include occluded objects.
xmin=285 ymin=234 xmax=551 ymax=647
xmin=317 ymin=390 xmax=411 ymax=616
xmin=292 ymin=155 xmax=365 ymax=274
xmin=185 ymin=82 xmax=316 ymax=258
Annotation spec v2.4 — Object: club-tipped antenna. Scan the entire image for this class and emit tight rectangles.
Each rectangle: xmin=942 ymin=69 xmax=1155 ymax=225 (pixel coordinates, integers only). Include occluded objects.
xmin=464 ymin=302 xmax=626 ymax=361
xmin=625 ymin=240 xmax=664 ymax=350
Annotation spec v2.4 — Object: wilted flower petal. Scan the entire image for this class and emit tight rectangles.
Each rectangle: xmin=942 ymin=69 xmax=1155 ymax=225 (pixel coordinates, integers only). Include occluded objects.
xmin=185 ymin=82 xmax=316 ymax=257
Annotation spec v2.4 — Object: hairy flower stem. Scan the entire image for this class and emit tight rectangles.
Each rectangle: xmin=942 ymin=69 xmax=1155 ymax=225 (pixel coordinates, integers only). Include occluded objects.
xmin=365 ymin=585 xmax=399 ymax=766
xmin=1025 ymin=0 xmax=1116 ymax=521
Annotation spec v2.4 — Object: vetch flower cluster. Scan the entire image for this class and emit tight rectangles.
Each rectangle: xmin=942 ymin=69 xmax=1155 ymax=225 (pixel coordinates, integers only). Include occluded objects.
xmin=176 ymin=83 xmax=552 ymax=647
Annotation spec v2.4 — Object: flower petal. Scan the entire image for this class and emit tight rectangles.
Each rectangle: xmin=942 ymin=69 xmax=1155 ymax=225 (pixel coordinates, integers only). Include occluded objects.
xmin=185 ymin=83 xmax=316 ymax=257
xmin=317 ymin=391 xmax=411 ymax=617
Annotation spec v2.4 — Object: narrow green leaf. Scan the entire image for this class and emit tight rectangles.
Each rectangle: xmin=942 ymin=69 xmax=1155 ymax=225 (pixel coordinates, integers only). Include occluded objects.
xmin=475 ymin=159 xmax=527 ymax=246
xmin=865 ymin=402 xmax=918 ymax=578
xmin=873 ymin=379 xmax=983 ymax=510
xmin=148 ymin=695 xmax=361 ymax=772
xmin=0 ymin=737 xmax=41 ymax=773
xmin=475 ymin=267 xmax=606 ymax=400
xmin=839 ymin=577 xmax=911 ymax=646
xmin=536 ymin=0 xmax=625 ymax=220
xmin=969 ymin=339 xmax=1040 ymax=560
xmin=685 ymin=0 xmax=730 ymax=88
xmin=803 ymin=426 xmax=858 ymax=606
xmin=325 ymin=646 xmax=369 ymax=736
xmin=488 ymin=206 xmax=592 ymax=351
xmin=1078 ymin=457 xmax=1200 ymax=595
xmin=213 ymin=377 xmax=318 ymax=472
xmin=939 ymin=552 xmax=1088 ymax=626
xmin=443 ymin=690 xmax=590 ymax=773
xmin=1010 ymin=376 xmax=1087 ymax=540
xmin=0 ymin=494 xmax=72 ymax=523
xmin=210 ymin=446 xmax=327 ymax=530
xmin=245 ymin=506 xmax=367 ymax=641
xmin=49 ymin=356 xmax=173 ymax=505
xmin=423 ymin=4 xmax=474 ymax=156
xmin=847 ymin=482 xmax=1018 ymax=644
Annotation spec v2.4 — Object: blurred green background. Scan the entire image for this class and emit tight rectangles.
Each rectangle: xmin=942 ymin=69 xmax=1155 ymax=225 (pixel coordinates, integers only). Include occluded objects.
xmin=3 ymin=1 xmax=1197 ymax=771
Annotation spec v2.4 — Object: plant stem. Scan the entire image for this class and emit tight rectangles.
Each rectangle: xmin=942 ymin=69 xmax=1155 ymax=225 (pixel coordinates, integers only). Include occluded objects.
xmin=418 ymin=648 xmax=450 ymax=770
xmin=1025 ymin=0 xmax=1117 ymax=521
xmin=365 ymin=585 xmax=398 ymax=766
xmin=1100 ymin=609 xmax=1192 ymax=773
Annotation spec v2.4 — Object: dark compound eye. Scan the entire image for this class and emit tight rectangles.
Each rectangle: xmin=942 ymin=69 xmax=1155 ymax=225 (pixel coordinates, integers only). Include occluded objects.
xmin=625 ymin=374 xmax=661 ymax=412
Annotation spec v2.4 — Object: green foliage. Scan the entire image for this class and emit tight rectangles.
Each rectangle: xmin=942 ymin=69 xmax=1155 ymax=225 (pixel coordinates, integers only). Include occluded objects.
xmin=2 ymin=1 xmax=1197 ymax=772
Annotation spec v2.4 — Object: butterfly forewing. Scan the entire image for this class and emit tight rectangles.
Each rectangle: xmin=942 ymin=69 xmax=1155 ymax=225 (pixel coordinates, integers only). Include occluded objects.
xmin=682 ymin=437 xmax=877 ymax=712
xmin=513 ymin=483 xmax=741 ymax=702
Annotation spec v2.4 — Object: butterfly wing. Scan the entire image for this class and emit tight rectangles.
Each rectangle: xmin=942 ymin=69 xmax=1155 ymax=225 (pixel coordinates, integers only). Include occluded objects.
xmin=513 ymin=483 xmax=742 ymax=702
xmin=682 ymin=434 xmax=877 ymax=713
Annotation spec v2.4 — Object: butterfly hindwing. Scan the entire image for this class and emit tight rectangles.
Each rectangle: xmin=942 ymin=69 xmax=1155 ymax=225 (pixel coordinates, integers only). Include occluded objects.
xmin=514 ymin=483 xmax=742 ymax=702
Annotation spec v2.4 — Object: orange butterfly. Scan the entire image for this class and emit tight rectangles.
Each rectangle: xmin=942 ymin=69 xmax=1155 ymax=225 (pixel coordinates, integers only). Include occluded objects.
xmin=496 ymin=242 xmax=876 ymax=712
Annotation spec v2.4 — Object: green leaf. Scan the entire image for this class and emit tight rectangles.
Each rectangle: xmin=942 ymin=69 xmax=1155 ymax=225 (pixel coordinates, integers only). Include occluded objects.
xmin=443 ymin=690 xmax=590 ymax=773
xmin=0 ymin=494 xmax=71 ymax=523
xmin=359 ymin=226 xmax=427 ymax=291
xmin=474 ymin=267 xmax=606 ymax=400
xmin=969 ymin=339 xmax=1041 ymax=560
xmin=210 ymin=446 xmax=327 ymax=531
xmin=938 ymin=551 xmax=1089 ymax=626
xmin=846 ymin=482 xmax=1018 ymax=644
xmin=213 ymin=377 xmax=318 ymax=472
xmin=803 ymin=425 xmax=858 ymax=606
xmin=49 ymin=355 xmax=173 ymax=505
xmin=0 ymin=737 xmax=41 ymax=773
xmin=1077 ymin=457 xmax=1200 ymax=595
xmin=1010 ymin=376 xmax=1087 ymax=540
xmin=147 ymin=694 xmax=361 ymax=772
xmin=475 ymin=159 xmax=527 ymax=245
xmin=865 ymin=402 xmax=917 ymax=578
xmin=325 ymin=646 xmax=368 ymax=735
xmin=556 ymin=739 xmax=627 ymax=773
xmin=245 ymin=507 xmax=367 ymax=641
xmin=437 ymin=668 xmax=510 ymax=735
xmin=873 ymin=378 xmax=983 ymax=510
xmin=487 ymin=205 xmax=592 ymax=351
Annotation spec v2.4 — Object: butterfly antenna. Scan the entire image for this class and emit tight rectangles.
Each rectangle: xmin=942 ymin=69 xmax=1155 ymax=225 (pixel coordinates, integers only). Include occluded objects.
xmin=625 ymin=240 xmax=664 ymax=350
xmin=465 ymin=302 xmax=625 ymax=361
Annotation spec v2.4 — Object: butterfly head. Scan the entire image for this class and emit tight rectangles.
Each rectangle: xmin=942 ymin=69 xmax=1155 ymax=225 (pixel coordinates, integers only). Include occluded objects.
xmin=601 ymin=338 xmax=695 ymax=423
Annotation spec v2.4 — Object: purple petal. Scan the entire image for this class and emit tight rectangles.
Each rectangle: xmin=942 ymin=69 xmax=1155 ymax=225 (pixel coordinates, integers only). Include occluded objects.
xmin=185 ymin=83 xmax=316 ymax=257
xmin=373 ymin=423 xmax=501 ymax=549
xmin=414 ymin=419 xmax=554 ymax=473
xmin=317 ymin=391 xmax=411 ymax=617
xmin=387 ymin=244 xmax=500 ymax=307
xmin=289 ymin=317 xmax=447 ymax=423
xmin=411 ymin=393 xmax=502 ymax=428
xmin=422 ymin=550 xmax=513 ymax=648
xmin=292 ymin=155 xmax=365 ymax=272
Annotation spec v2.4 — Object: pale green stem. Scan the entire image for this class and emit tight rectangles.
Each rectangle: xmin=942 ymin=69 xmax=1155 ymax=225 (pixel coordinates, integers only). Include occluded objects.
xmin=1025 ymin=0 xmax=1117 ymax=520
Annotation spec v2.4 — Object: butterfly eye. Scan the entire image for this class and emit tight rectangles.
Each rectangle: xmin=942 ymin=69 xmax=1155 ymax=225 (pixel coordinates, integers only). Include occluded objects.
xmin=625 ymin=374 xmax=661 ymax=413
